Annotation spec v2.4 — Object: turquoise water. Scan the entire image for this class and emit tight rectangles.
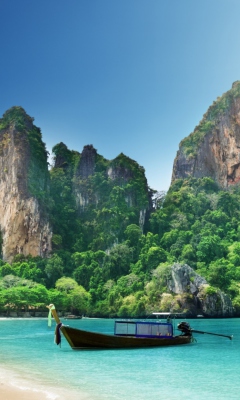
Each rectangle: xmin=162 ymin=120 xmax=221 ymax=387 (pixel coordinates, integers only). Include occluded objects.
xmin=0 ymin=318 xmax=240 ymax=399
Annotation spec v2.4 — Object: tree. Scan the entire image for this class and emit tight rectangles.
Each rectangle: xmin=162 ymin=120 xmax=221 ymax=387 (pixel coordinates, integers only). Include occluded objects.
xmin=73 ymin=263 xmax=96 ymax=290
xmin=217 ymin=191 xmax=239 ymax=217
xmin=180 ymin=244 xmax=196 ymax=266
xmin=1 ymin=274 xmax=21 ymax=288
xmin=105 ymin=244 xmax=133 ymax=280
xmin=45 ymin=254 xmax=64 ymax=288
xmin=140 ymin=246 xmax=167 ymax=271
xmin=207 ymin=259 xmax=232 ymax=291
xmin=30 ymin=284 xmax=49 ymax=307
xmin=67 ymin=286 xmax=90 ymax=314
xmin=228 ymin=242 xmax=240 ymax=266
xmin=55 ymin=277 xmax=78 ymax=293
xmin=160 ymin=230 xmax=179 ymax=250
xmin=48 ymin=289 xmax=67 ymax=309
xmin=196 ymin=235 xmax=225 ymax=263
xmin=0 ymin=264 xmax=15 ymax=277
xmin=151 ymin=264 xmax=172 ymax=292
xmin=115 ymin=273 xmax=142 ymax=297
xmin=124 ymin=224 xmax=142 ymax=247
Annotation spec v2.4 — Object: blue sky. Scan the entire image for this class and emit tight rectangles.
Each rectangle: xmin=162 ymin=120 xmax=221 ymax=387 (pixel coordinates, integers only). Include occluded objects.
xmin=1 ymin=0 xmax=240 ymax=191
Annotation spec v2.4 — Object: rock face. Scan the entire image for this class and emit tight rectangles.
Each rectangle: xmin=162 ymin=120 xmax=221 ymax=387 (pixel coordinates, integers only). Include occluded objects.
xmin=0 ymin=107 xmax=52 ymax=262
xmin=168 ymin=264 xmax=234 ymax=317
xmin=106 ymin=153 xmax=151 ymax=231
xmin=69 ymin=147 xmax=152 ymax=229
xmin=197 ymin=284 xmax=234 ymax=317
xmin=51 ymin=142 xmax=153 ymax=248
xmin=78 ymin=144 xmax=97 ymax=179
xmin=73 ymin=144 xmax=99 ymax=212
xmin=172 ymin=81 xmax=240 ymax=188
xmin=168 ymin=263 xmax=207 ymax=295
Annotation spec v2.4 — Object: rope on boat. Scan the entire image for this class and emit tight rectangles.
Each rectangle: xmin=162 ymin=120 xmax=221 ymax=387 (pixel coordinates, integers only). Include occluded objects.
xmin=47 ymin=303 xmax=56 ymax=327
xmin=47 ymin=304 xmax=63 ymax=346
xmin=55 ymin=322 xmax=63 ymax=346
xmin=48 ymin=307 xmax=53 ymax=327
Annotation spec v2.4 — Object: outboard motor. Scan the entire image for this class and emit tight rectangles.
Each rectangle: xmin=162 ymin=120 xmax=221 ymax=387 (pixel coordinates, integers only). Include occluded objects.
xmin=178 ymin=321 xmax=192 ymax=336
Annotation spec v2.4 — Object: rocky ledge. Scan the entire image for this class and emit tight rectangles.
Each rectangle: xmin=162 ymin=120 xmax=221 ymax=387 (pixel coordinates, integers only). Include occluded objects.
xmin=166 ymin=263 xmax=234 ymax=317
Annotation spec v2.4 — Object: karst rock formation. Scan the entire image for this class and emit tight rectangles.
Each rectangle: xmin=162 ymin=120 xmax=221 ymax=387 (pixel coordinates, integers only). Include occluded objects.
xmin=172 ymin=81 xmax=240 ymax=188
xmin=0 ymin=107 xmax=52 ymax=262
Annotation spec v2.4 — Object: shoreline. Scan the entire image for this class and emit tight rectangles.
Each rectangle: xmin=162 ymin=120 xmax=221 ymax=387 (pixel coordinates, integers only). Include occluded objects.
xmin=0 ymin=366 xmax=91 ymax=400
xmin=0 ymin=382 xmax=56 ymax=400
xmin=0 ymin=367 xmax=59 ymax=400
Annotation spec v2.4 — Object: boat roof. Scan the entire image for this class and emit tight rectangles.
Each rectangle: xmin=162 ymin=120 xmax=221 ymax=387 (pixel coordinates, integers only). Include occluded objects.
xmin=152 ymin=312 xmax=171 ymax=315
xmin=152 ymin=312 xmax=185 ymax=316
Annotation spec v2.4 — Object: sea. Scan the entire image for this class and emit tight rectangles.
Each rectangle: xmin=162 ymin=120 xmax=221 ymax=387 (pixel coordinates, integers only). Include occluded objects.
xmin=0 ymin=317 xmax=240 ymax=400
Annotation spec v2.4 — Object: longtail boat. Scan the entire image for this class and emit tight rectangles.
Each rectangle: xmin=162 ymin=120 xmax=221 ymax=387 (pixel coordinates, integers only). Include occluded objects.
xmin=47 ymin=305 xmax=192 ymax=349
xmin=47 ymin=305 xmax=232 ymax=349
xmin=64 ymin=314 xmax=82 ymax=320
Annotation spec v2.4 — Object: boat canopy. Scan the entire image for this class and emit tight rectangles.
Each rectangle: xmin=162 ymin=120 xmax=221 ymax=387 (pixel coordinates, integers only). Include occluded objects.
xmin=114 ymin=321 xmax=173 ymax=338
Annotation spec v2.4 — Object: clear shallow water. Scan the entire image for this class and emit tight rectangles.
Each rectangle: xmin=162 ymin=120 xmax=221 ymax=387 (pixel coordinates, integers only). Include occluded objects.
xmin=0 ymin=318 xmax=240 ymax=399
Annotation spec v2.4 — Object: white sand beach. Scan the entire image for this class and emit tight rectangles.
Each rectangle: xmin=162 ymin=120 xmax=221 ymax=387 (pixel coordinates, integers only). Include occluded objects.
xmin=0 ymin=383 xmax=51 ymax=400
xmin=0 ymin=366 xmax=90 ymax=400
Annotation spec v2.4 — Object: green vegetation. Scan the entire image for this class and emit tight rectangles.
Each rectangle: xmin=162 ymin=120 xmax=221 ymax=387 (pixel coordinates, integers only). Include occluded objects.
xmin=0 ymin=106 xmax=50 ymax=205
xmin=1 ymin=173 xmax=240 ymax=317
xmin=49 ymin=145 xmax=150 ymax=254
xmin=1 ymin=106 xmax=240 ymax=317
xmin=0 ymin=106 xmax=34 ymax=131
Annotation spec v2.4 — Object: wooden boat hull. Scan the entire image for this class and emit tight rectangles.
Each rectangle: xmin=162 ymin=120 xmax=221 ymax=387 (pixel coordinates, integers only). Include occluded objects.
xmin=60 ymin=326 xmax=192 ymax=349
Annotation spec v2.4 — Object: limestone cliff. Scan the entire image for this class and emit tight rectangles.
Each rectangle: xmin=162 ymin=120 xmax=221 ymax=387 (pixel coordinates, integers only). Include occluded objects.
xmin=78 ymin=144 xmax=97 ymax=179
xmin=167 ymin=264 xmax=234 ymax=317
xmin=172 ymin=81 xmax=240 ymax=188
xmin=0 ymin=107 xmax=52 ymax=262
xmin=73 ymin=144 xmax=99 ymax=212
xmin=106 ymin=153 xmax=152 ymax=231
xmin=52 ymin=143 xmax=153 ymax=237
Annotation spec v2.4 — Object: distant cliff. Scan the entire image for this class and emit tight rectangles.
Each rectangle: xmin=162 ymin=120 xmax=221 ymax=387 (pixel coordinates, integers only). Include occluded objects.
xmin=172 ymin=81 xmax=240 ymax=188
xmin=0 ymin=107 xmax=52 ymax=262
xmin=51 ymin=142 xmax=153 ymax=251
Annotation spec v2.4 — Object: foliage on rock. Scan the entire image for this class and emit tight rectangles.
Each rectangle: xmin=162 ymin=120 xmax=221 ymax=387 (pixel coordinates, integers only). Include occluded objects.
xmin=0 ymin=106 xmax=50 ymax=204
xmin=180 ymin=81 xmax=240 ymax=158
